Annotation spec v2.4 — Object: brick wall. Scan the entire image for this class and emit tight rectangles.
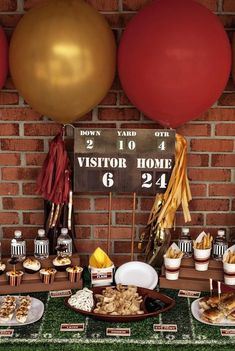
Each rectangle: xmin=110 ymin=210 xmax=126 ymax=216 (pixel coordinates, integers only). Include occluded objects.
xmin=0 ymin=0 xmax=235 ymax=265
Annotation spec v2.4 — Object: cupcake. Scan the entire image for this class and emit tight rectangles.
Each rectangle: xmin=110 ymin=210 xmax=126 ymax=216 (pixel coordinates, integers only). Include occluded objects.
xmin=23 ymin=258 xmax=41 ymax=274
xmin=52 ymin=256 xmax=71 ymax=271
xmin=66 ymin=266 xmax=83 ymax=283
xmin=0 ymin=263 xmax=6 ymax=275
xmin=6 ymin=270 xmax=24 ymax=286
xmin=39 ymin=268 xmax=57 ymax=284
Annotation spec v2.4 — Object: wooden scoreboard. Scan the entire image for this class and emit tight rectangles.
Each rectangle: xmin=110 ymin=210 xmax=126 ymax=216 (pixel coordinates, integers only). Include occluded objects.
xmin=74 ymin=128 xmax=175 ymax=194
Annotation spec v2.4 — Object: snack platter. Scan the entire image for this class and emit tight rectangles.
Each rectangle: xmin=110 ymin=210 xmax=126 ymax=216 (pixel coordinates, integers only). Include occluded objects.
xmin=191 ymin=292 xmax=235 ymax=326
xmin=0 ymin=254 xmax=82 ymax=294
xmin=0 ymin=295 xmax=44 ymax=326
xmin=64 ymin=285 xmax=175 ymax=322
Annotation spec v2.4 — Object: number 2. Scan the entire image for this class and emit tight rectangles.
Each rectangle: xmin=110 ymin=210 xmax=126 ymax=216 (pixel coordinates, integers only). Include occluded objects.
xmin=85 ymin=139 xmax=94 ymax=150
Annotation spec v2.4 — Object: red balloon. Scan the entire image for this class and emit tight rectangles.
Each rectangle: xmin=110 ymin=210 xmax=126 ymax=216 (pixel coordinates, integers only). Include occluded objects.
xmin=118 ymin=0 xmax=231 ymax=128
xmin=0 ymin=27 xmax=8 ymax=89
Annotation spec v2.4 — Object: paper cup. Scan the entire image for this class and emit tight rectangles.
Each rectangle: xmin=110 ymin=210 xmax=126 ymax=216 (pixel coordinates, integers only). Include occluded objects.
xmin=164 ymin=256 xmax=182 ymax=280
xmin=194 ymin=247 xmax=211 ymax=271
xmin=223 ymin=262 xmax=235 ymax=285
xmin=6 ymin=271 xmax=24 ymax=286
xmin=40 ymin=268 xmax=57 ymax=284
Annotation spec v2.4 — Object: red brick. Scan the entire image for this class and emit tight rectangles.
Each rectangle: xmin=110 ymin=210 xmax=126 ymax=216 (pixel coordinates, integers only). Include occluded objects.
xmin=188 ymin=169 xmax=230 ymax=182
xmin=0 ymin=14 xmax=21 ymax=27
xmin=176 ymin=124 xmax=211 ymax=136
xmin=0 ymin=212 xmax=19 ymax=224
xmin=22 ymin=183 xmax=37 ymax=195
xmin=110 ymin=255 xmax=134 ymax=266
xmin=209 ymin=184 xmax=235 ymax=196
xmin=218 ymin=15 xmax=235 ymax=28
xmin=199 ymin=108 xmax=235 ymax=121
xmin=3 ymin=227 xmax=40 ymax=239
xmin=223 ymin=0 xmax=235 ymax=11
xmin=190 ymin=199 xmax=229 ymax=211
xmin=215 ymin=123 xmax=235 ymax=136
xmin=0 ymin=153 xmax=20 ymax=165
xmin=3 ymin=197 xmax=43 ymax=210
xmin=187 ymin=154 xmax=209 ymax=167
xmin=207 ymin=214 xmax=235 ymax=226
xmin=94 ymin=226 xmax=132 ymax=239
xmin=119 ymin=93 xmax=132 ymax=106
xmin=123 ymin=0 xmax=148 ymax=10
xmin=190 ymin=184 xmax=207 ymax=197
xmin=114 ymin=241 xmax=139 ymax=254
xmin=140 ymin=198 xmax=154 ymax=211
xmin=75 ymin=240 xmax=107 ymax=254
xmin=219 ymin=93 xmax=235 ymax=106
xmin=95 ymin=197 xmax=135 ymax=210
xmin=104 ymin=13 xmax=135 ymax=28
xmin=212 ymin=154 xmax=235 ymax=167
xmin=1 ymin=139 xmax=44 ymax=151
xmin=73 ymin=197 xmax=91 ymax=211
xmin=0 ymin=123 xmax=19 ymax=136
xmin=2 ymin=167 xmax=40 ymax=180
xmin=24 ymin=123 xmax=61 ymax=136
xmin=75 ymin=213 xmax=109 ymax=225
xmin=99 ymin=93 xmax=117 ymax=106
xmin=175 ymin=212 xmax=204 ymax=226
xmin=0 ymin=183 xmax=19 ymax=195
xmin=23 ymin=212 xmax=44 ymax=225
xmin=75 ymin=227 xmax=91 ymax=239
xmin=0 ymin=0 xmax=17 ymax=11
xmin=23 ymin=0 xmax=46 ymax=10
xmin=195 ymin=0 xmax=218 ymax=11
xmin=98 ymin=108 xmax=140 ymax=121
xmin=116 ymin=212 xmax=149 ymax=225
xmin=87 ymin=0 xmax=118 ymax=11
xmin=26 ymin=153 xmax=46 ymax=166
xmin=232 ymin=200 xmax=235 ymax=211
xmin=0 ymin=92 xmax=18 ymax=105
xmin=0 ymin=107 xmax=42 ymax=121
xmin=121 ymin=123 xmax=161 ymax=129
xmin=191 ymin=139 xmax=233 ymax=152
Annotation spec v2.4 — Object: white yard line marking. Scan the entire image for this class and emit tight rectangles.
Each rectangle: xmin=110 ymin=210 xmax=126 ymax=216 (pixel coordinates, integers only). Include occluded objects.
xmin=38 ymin=293 xmax=51 ymax=337
xmin=187 ymin=297 xmax=196 ymax=340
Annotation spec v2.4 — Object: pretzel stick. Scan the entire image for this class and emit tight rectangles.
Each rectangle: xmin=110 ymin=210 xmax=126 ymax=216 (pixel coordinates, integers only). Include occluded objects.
xmin=107 ymin=192 xmax=112 ymax=255
xmin=131 ymin=192 xmax=136 ymax=261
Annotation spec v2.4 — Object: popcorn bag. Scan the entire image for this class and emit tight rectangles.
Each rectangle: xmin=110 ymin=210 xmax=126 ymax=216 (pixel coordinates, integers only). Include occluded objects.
xmin=223 ymin=245 xmax=235 ymax=285
xmin=164 ymin=243 xmax=184 ymax=280
xmin=89 ymin=247 xmax=114 ymax=286
xmin=193 ymin=231 xmax=212 ymax=271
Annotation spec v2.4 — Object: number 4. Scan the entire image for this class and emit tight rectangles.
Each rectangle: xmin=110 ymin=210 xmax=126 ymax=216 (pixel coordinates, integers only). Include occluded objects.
xmin=158 ymin=141 xmax=165 ymax=151
xmin=156 ymin=174 xmax=167 ymax=189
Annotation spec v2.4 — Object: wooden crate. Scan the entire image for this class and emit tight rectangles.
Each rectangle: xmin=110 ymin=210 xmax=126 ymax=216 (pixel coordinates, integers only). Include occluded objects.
xmin=0 ymin=254 xmax=83 ymax=294
xmin=159 ymin=257 xmax=225 ymax=292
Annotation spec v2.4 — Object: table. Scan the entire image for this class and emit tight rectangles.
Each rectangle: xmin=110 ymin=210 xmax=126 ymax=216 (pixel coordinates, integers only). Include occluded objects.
xmin=0 ymin=288 xmax=235 ymax=351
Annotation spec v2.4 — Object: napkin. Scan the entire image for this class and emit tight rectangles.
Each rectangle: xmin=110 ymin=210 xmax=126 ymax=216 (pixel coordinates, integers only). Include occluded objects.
xmin=89 ymin=247 xmax=113 ymax=268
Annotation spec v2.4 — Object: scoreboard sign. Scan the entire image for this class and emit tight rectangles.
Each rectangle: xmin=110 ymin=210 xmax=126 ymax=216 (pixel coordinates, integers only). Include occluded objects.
xmin=74 ymin=128 xmax=175 ymax=194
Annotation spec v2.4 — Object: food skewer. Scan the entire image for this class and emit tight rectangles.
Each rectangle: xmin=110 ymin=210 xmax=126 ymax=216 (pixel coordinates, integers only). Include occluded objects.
xmin=218 ymin=281 xmax=221 ymax=301
xmin=131 ymin=192 xmax=136 ymax=261
xmin=209 ymin=278 xmax=213 ymax=297
xmin=107 ymin=192 xmax=112 ymax=255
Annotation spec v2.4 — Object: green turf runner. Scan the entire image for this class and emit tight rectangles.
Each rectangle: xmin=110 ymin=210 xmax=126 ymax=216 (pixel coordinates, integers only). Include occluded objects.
xmin=0 ymin=288 xmax=235 ymax=351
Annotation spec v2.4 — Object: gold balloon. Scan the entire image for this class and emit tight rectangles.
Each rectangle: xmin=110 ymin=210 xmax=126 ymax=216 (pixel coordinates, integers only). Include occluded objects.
xmin=9 ymin=0 xmax=116 ymax=123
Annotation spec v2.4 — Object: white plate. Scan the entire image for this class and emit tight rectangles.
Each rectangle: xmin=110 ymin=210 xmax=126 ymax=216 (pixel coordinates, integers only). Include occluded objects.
xmin=191 ymin=298 xmax=235 ymax=326
xmin=0 ymin=296 xmax=44 ymax=326
xmin=114 ymin=261 xmax=158 ymax=290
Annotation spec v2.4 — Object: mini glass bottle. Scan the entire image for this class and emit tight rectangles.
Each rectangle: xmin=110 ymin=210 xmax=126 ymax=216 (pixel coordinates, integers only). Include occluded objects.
xmin=11 ymin=230 xmax=26 ymax=261
xmin=178 ymin=227 xmax=193 ymax=258
xmin=57 ymin=228 xmax=72 ymax=257
xmin=34 ymin=229 xmax=49 ymax=260
xmin=213 ymin=229 xmax=228 ymax=261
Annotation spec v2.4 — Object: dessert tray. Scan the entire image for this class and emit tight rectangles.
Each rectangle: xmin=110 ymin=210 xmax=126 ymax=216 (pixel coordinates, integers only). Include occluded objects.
xmin=64 ymin=285 xmax=175 ymax=322
xmin=191 ymin=297 xmax=235 ymax=327
xmin=0 ymin=296 xmax=44 ymax=326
